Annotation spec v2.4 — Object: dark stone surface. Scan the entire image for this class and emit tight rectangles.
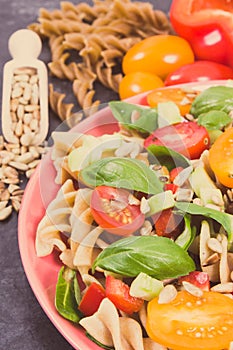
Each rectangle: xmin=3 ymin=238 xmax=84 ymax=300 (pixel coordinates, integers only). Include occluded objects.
xmin=0 ymin=1 xmax=172 ymax=349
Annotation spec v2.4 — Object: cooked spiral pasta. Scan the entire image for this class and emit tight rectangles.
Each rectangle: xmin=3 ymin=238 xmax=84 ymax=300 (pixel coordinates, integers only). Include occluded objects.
xmin=35 ymin=179 xmax=77 ymax=257
xmin=59 ymin=188 xmax=104 ymax=279
xmin=80 ymin=298 xmax=166 ymax=350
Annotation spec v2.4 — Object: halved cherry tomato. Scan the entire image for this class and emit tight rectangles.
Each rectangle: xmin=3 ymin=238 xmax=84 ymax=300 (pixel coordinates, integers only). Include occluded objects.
xmin=164 ymin=60 xmax=233 ymax=86
xmin=105 ymin=275 xmax=143 ymax=314
xmin=144 ymin=122 xmax=210 ymax=159
xmin=209 ymin=127 xmax=233 ymax=188
xmin=147 ymin=290 xmax=233 ymax=350
xmin=122 ymin=35 xmax=194 ymax=80
xmin=90 ymin=186 xmax=145 ymax=235
xmin=147 ymin=87 xmax=197 ymax=116
xmin=152 ymin=208 xmax=184 ymax=240
xmin=79 ymin=282 xmax=106 ymax=316
xmin=119 ymin=72 xmax=164 ymax=100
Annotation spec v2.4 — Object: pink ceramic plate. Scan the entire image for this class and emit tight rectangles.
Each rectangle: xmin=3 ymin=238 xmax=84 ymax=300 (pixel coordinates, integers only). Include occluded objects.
xmin=18 ymin=80 xmax=229 ymax=350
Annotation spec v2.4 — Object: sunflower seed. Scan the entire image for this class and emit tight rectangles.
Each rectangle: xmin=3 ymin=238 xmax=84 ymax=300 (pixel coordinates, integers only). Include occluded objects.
xmin=211 ymin=282 xmax=233 ymax=293
xmin=207 ymin=237 xmax=223 ymax=254
xmin=158 ymin=285 xmax=177 ymax=304
xmin=182 ymin=281 xmax=203 ymax=297
xmin=0 ymin=205 xmax=12 ymax=221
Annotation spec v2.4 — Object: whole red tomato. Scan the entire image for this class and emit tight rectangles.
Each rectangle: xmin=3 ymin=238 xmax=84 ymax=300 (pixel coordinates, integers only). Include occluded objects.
xmin=122 ymin=35 xmax=195 ymax=80
xmin=165 ymin=61 xmax=233 ymax=86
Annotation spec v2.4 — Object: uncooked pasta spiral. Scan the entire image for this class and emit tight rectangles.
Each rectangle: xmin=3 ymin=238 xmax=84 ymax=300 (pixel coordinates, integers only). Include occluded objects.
xmin=28 ymin=0 xmax=172 ymax=125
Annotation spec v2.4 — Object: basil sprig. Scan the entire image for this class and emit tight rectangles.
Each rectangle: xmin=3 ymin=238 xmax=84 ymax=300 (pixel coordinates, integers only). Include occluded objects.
xmin=92 ymin=236 xmax=195 ymax=280
xmin=79 ymin=157 xmax=164 ymax=195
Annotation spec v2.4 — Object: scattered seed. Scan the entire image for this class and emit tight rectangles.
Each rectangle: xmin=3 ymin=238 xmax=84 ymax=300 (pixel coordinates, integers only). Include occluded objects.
xmin=0 ymin=201 xmax=8 ymax=210
xmin=0 ymin=205 xmax=12 ymax=221
xmin=9 ymin=161 xmax=28 ymax=172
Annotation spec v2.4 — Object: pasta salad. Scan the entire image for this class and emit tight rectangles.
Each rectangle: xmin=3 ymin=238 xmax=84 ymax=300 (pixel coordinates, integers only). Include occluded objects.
xmin=36 ymin=83 xmax=233 ymax=350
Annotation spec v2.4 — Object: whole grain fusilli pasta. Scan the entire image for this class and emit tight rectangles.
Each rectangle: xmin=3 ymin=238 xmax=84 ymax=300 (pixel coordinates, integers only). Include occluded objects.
xmin=28 ymin=0 xmax=172 ymax=124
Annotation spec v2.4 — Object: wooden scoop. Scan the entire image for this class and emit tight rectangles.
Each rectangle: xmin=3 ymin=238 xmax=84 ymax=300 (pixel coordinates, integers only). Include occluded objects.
xmin=1 ymin=29 xmax=48 ymax=145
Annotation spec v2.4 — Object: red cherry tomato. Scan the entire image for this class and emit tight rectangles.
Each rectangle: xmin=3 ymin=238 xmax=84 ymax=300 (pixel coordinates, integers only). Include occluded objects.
xmin=144 ymin=122 xmax=210 ymax=159
xmin=119 ymin=72 xmax=164 ymax=99
xmin=105 ymin=275 xmax=143 ymax=314
xmin=90 ymin=186 xmax=145 ymax=235
xmin=79 ymin=282 xmax=106 ymax=316
xmin=122 ymin=35 xmax=195 ymax=80
xmin=165 ymin=61 xmax=233 ymax=86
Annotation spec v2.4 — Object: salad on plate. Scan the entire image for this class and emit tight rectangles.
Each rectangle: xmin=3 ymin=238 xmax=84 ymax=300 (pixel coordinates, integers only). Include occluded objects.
xmin=34 ymin=81 xmax=233 ymax=350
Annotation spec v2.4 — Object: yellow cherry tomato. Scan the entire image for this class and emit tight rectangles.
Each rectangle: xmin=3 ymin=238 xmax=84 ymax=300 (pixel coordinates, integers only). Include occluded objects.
xmin=147 ymin=290 xmax=233 ymax=350
xmin=119 ymin=71 xmax=164 ymax=99
xmin=209 ymin=127 xmax=233 ymax=188
xmin=122 ymin=35 xmax=195 ymax=80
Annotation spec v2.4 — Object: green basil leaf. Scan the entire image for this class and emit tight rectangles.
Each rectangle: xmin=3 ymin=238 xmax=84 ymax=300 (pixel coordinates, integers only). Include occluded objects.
xmin=197 ymin=110 xmax=231 ymax=130
xmin=190 ymin=86 xmax=233 ymax=118
xmin=175 ymin=202 xmax=233 ymax=243
xmin=92 ymin=236 xmax=195 ymax=280
xmin=79 ymin=157 xmax=164 ymax=194
xmin=175 ymin=214 xmax=196 ymax=250
xmin=109 ymin=101 xmax=158 ymax=134
xmin=147 ymin=144 xmax=190 ymax=171
xmin=55 ymin=266 xmax=82 ymax=323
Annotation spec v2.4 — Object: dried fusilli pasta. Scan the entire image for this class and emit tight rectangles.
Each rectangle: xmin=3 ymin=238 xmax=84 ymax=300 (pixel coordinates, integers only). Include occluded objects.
xmin=28 ymin=0 xmax=172 ymax=124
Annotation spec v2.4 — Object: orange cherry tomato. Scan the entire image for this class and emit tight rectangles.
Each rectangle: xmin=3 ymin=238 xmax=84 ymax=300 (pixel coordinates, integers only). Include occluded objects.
xmin=122 ymin=35 xmax=195 ymax=80
xmin=147 ymin=290 xmax=233 ymax=350
xmin=147 ymin=87 xmax=197 ymax=116
xmin=209 ymin=127 xmax=233 ymax=188
xmin=119 ymin=72 xmax=164 ymax=99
